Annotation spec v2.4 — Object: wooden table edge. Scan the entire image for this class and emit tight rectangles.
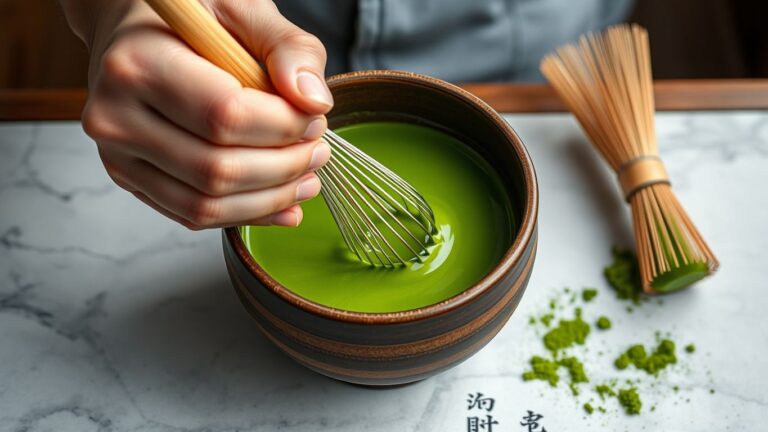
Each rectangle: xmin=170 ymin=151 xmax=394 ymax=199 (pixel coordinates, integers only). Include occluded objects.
xmin=1 ymin=80 xmax=767 ymax=121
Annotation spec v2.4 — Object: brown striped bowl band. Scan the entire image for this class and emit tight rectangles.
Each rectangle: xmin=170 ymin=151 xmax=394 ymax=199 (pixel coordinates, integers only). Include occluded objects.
xmin=223 ymin=70 xmax=539 ymax=386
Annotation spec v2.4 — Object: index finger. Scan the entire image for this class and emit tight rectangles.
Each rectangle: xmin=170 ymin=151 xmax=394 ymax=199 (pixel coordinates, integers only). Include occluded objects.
xmin=106 ymin=24 xmax=323 ymax=146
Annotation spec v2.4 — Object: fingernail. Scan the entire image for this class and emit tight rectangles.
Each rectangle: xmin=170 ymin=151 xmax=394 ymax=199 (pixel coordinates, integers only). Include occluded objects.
xmin=308 ymin=141 xmax=331 ymax=170
xmin=303 ymin=117 xmax=326 ymax=141
xmin=296 ymin=71 xmax=333 ymax=108
xmin=271 ymin=209 xmax=301 ymax=227
xmin=295 ymin=175 xmax=321 ymax=201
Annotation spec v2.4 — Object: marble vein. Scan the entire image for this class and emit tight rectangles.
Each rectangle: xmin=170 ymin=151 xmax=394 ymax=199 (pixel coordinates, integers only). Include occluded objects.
xmin=0 ymin=126 xmax=115 ymax=203
xmin=13 ymin=399 xmax=114 ymax=432
xmin=0 ymin=225 xmax=205 ymax=265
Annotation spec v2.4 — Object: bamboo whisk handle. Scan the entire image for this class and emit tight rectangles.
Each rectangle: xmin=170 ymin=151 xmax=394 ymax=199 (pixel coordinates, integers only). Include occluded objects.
xmin=617 ymin=156 xmax=670 ymax=201
xmin=144 ymin=0 xmax=274 ymax=92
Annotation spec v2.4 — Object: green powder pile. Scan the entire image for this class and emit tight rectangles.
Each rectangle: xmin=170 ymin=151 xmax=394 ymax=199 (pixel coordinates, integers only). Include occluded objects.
xmin=595 ymin=384 xmax=616 ymax=399
xmin=604 ymin=247 xmax=644 ymax=304
xmin=560 ymin=357 xmax=589 ymax=395
xmin=520 ymin=247 xmax=706 ymax=418
xmin=614 ymin=339 xmax=677 ymax=376
xmin=617 ymin=387 xmax=642 ymax=414
xmin=522 ymin=356 xmax=560 ymax=386
xmin=523 ymin=308 xmax=592 ymax=395
xmin=591 ymin=383 xmax=643 ymax=415
xmin=522 ymin=355 xmax=589 ymax=395
xmin=560 ymin=357 xmax=588 ymax=383
xmin=540 ymin=313 xmax=554 ymax=327
xmin=583 ymin=403 xmax=594 ymax=414
xmin=543 ymin=309 xmax=591 ymax=353
xmin=596 ymin=316 xmax=612 ymax=330
xmin=521 ymin=298 xmax=596 ymax=403
xmin=582 ymin=288 xmax=598 ymax=302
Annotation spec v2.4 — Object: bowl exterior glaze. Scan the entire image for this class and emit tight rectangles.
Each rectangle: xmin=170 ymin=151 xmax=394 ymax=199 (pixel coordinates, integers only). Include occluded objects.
xmin=223 ymin=70 xmax=538 ymax=386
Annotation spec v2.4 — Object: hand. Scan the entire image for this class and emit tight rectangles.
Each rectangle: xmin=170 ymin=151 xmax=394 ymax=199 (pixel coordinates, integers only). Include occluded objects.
xmin=77 ymin=0 xmax=332 ymax=229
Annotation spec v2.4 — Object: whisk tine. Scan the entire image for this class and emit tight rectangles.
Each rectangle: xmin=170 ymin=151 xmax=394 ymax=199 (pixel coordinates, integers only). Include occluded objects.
xmin=321 ymin=162 xmax=405 ymax=267
xmin=318 ymin=167 xmax=389 ymax=266
xmin=325 ymin=131 xmax=435 ymax=230
xmin=317 ymin=174 xmax=378 ymax=265
xmin=324 ymin=132 xmax=434 ymax=239
xmin=318 ymin=130 xmax=437 ymax=268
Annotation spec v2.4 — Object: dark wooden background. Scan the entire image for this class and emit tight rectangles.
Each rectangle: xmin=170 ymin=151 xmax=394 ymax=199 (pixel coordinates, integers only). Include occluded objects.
xmin=1 ymin=0 xmax=767 ymax=89
xmin=0 ymin=0 xmax=90 ymax=88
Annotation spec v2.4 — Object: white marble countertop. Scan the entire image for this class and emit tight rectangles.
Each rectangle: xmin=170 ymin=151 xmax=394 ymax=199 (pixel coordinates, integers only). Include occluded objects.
xmin=1 ymin=112 xmax=766 ymax=431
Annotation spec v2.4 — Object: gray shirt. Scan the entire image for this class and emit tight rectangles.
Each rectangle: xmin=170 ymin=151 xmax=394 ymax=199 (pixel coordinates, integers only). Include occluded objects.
xmin=275 ymin=0 xmax=633 ymax=82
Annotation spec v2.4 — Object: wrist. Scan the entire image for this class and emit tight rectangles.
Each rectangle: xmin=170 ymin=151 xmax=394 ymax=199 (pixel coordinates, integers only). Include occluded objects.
xmin=59 ymin=0 xmax=134 ymax=51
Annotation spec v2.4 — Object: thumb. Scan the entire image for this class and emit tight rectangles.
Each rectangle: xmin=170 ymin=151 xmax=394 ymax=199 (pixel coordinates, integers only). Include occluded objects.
xmin=212 ymin=0 xmax=333 ymax=115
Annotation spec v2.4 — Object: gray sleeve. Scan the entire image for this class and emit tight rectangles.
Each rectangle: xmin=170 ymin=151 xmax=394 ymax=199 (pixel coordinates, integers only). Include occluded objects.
xmin=276 ymin=0 xmax=635 ymax=82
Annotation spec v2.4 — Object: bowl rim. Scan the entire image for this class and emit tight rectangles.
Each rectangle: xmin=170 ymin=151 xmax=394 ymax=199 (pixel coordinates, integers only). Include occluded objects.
xmin=224 ymin=69 xmax=538 ymax=325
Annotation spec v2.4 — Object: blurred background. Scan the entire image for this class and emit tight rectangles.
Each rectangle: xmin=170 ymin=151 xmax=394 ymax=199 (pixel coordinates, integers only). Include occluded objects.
xmin=1 ymin=0 xmax=767 ymax=89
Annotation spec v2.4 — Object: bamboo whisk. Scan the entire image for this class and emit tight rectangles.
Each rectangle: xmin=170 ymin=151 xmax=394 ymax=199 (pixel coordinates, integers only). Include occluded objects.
xmin=540 ymin=24 xmax=718 ymax=293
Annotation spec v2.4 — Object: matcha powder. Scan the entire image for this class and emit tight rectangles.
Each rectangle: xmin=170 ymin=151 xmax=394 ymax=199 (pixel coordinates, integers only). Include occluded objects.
xmin=596 ymin=316 xmax=612 ymax=330
xmin=615 ymin=339 xmax=677 ymax=376
xmin=618 ymin=387 xmax=642 ymax=415
xmin=604 ymin=247 xmax=644 ymax=304
xmin=543 ymin=309 xmax=591 ymax=353
xmin=582 ymin=288 xmax=598 ymax=302
xmin=522 ymin=356 xmax=561 ymax=386
xmin=519 ymin=247 xmax=704 ymax=418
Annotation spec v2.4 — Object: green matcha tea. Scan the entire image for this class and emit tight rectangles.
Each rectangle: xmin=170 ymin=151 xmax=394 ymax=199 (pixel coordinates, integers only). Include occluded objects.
xmin=241 ymin=121 xmax=515 ymax=313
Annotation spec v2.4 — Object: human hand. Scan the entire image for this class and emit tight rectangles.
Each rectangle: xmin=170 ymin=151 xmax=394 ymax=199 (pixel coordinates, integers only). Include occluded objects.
xmin=79 ymin=0 xmax=332 ymax=229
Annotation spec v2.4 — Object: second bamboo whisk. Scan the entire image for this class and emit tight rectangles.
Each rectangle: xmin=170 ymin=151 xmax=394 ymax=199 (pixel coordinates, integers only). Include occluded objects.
xmin=541 ymin=24 xmax=719 ymax=293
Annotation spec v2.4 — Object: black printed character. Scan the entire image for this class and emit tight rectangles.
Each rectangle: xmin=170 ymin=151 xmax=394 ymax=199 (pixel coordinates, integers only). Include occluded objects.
xmin=520 ymin=410 xmax=547 ymax=432
xmin=467 ymin=415 xmax=499 ymax=432
xmin=466 ymin=392 xmax=495 ymax=412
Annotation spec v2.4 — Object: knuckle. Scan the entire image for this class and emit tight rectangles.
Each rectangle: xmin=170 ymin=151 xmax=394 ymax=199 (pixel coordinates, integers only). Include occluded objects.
xmin=277 ymin=118 xmax=307 ymax=143
xmin=284 ymin=32 xmax=326 ymax=62
xmin=107 ymin=169 xmax=134 ymax=192
xmin=205 ymin=92 xmax=245 ymax=144
xmin=82 ymin=103 xmax=120 ymax=141
xmin=197 ymin=152 xmax=242 ymax=196
xmin=97 ymin=153 xmax=135 ymax=192
xmin=187 ymin=196 xmax=222 ymax=226
xmin=102 ymin=161 xmax=122 ymax=184
xmin=101 ymin=46 xmax=144 ymax=88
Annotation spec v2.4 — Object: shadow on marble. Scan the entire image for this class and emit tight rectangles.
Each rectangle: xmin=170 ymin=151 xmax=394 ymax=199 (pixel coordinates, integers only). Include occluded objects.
xmin=101 ymin=262 xmax=416 ymax=418
xmin=563 ymin=138 xmax=634 ymax=247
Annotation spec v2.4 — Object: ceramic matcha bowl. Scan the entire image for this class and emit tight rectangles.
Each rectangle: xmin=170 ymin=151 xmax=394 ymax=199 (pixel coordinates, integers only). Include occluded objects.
xmin=222 ymin=70 xmax=538 ymax=386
